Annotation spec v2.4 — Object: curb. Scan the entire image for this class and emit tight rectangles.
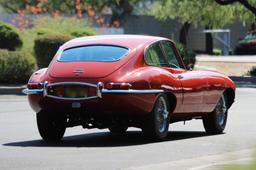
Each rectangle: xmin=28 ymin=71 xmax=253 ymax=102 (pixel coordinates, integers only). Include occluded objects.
xmin=0 ymin=86 xmax=26 ymax=95
xmin=0 ymin=76 xmax=255 ymax=95
xmin=229 ymin=76 xmax=256 ymax=83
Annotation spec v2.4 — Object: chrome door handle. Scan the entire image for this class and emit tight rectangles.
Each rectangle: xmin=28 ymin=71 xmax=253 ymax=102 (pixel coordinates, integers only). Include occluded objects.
xmin=177 ymin=75 xmax=183 ymax=79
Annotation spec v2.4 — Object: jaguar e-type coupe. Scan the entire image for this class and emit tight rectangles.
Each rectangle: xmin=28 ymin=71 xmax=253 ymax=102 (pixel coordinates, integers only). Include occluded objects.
xmin=23 ymin=35 xmax=235 ymax=141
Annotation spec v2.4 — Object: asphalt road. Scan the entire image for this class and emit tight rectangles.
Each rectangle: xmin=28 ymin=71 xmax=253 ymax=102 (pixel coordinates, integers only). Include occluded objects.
xmin=0 ymin=88 xmax=256 ymax=170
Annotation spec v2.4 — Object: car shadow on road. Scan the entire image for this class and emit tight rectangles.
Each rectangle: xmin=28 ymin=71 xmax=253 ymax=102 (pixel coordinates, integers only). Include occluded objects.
xmin=3 ymin=130 xmax=221 ymax=148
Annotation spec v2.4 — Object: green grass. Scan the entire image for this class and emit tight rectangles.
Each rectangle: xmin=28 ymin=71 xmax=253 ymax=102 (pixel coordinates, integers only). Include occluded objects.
xmin=213 ymin=48 xmax=222 ymax=55
xmin=220 ymin=151 xmax=256 ymax=170
xmin=33 ymin=16 xmax=96 ymax=36
xmin=19 ymin=29 xmax=37 ymax=55
xmin=18 ymin=16 xmax=96 ymax=56
xmin=221 ymin=164 xmax=256 ymax=170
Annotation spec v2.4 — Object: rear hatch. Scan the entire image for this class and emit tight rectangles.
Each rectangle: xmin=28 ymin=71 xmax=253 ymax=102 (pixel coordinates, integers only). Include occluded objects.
xmin=48 ymin=45 xmax=135 ymax=79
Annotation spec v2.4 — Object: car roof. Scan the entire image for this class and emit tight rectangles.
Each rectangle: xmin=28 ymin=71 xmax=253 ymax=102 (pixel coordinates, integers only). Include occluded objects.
xmin=61 ymin=35 xmax=168 ymax=50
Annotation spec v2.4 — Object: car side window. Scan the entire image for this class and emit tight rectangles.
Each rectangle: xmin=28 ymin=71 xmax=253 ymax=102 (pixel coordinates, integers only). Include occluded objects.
xmin=161 ymin=41 xmax=181 ymax=68
xmin=145 ymin=42 xmax=168 ymax=67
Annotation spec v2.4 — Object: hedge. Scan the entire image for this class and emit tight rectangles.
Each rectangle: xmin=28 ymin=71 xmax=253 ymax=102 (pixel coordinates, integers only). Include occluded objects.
xmin=0 ymin=50 xmax=36 ymax=83
xmin=248 ymin=66 xmax=256 ymax=76
xmin=0 ymin=21 xmax=23 ymax=51
xmin=34 ymin=34 xmax=72 ymax=68
xmin=70 ymin=28 xmax=96 ymax=37
xmin=176 ymin=43 xmax=196 ymax=69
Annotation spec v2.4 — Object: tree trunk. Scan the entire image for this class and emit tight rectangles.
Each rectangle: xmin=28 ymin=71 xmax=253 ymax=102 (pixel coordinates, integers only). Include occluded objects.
xmin=205 ymin=26 xmax=213 ymax=54
xmin=250 ymin=23 xmax=256 ymax=32
xmin=179 ymin=22 xmax=190 ymax=47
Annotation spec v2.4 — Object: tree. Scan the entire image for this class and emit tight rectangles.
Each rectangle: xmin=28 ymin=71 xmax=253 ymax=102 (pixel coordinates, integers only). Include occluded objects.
xmin=214 ymin=0 xmax=256 ymax=30
xmin=215 ymin=0 xmax=256 ymax=16
xmin=153 ymin=0 xmax=238 ymax=53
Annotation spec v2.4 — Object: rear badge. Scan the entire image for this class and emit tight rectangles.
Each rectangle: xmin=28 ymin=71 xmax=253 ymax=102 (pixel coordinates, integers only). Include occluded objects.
xmin=72 ymin=102 xmax=81 ymax=108
xmin=73 ymin=68 xmax=84 ymax=76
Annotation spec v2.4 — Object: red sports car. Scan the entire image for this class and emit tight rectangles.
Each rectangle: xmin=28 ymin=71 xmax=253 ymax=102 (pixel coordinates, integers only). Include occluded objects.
xmin=23 ymin=35 xmax=235 ymax=141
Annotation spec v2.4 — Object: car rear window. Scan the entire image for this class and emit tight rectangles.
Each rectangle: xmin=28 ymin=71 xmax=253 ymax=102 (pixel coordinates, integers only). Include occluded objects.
xmin=59 ymin=45 xmax=129 ymax=62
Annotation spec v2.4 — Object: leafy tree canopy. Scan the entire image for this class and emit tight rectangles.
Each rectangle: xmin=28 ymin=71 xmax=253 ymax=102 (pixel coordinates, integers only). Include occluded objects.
xmin=153 ymin=0 xmax=256 ymax=28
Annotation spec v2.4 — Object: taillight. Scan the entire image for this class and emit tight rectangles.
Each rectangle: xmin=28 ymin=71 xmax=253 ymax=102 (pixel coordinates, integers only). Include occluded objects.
xmin=106 ymin=82 xmax=132 ymax=90
xmin=27 ymin=83 xmax=43 ymax=89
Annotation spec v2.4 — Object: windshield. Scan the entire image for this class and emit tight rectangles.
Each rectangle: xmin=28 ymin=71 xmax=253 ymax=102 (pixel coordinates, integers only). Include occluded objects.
xmin=59 ymin=45 xmax=129 ymax=62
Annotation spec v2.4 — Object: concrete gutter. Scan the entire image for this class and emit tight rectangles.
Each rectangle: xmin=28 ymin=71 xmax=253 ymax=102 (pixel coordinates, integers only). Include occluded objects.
xmin=230 ymin=76 xmax=256 ymax=83
xmin=0 ymin=85 xmax=26 ymax=95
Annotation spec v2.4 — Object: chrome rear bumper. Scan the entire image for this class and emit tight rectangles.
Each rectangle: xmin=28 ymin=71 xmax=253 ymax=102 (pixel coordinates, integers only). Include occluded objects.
xmin=22 ymin=81 xmax=164 ymax=100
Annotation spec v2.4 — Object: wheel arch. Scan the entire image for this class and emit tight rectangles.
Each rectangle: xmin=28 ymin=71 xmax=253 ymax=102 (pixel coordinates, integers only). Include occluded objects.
xmin=224 ymin=88 xmax=235 ymax=109
xmin=165 ymin=92 xmax=177 ymax=114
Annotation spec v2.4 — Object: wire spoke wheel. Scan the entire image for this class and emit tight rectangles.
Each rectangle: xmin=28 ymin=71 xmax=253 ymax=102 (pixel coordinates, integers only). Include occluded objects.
xmin=155 ymin=97 xmax=169 ymax=133
xmin=216 ymin=95 xmax=227 ymax=128
xmin=203 ymin=94 xmax=228 ymax=134
xmin=142 ymin=94 xmax=170 ymax=140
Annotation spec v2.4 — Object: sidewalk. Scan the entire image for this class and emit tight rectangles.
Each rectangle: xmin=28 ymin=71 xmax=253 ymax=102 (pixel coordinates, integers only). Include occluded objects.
xmin=196 ymin=54 xmax=256 ymax=62
xmin=195 ymin=55 xmax=256 ymax=76
xmin=0 ymin=85 xmax=26 ymax=95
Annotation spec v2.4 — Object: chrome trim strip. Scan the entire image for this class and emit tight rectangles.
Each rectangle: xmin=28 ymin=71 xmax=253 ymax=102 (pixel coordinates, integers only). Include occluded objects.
xmin=101 ymin=89 xmax=164 ymax=94
xmin=97 ymin=82 xmax=103 ymax=98
xmin=23 ymin=81 xmax=164 ymax=99
xmin=22 ymin=88 xmax=44 ymax=95
xmin=44 ymin=81 xmax=98 ymax=100
xmin=43 ymin=81 xmax=48 ymax=97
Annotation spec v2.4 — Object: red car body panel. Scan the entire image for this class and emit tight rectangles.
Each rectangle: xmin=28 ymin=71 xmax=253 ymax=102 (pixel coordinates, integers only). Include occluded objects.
xmin=24 ymin=35 xmax=235 ymax=124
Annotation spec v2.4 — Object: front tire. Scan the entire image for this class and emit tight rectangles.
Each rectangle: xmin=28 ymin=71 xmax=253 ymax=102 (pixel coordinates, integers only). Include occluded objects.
xmin=142 ymin=94 xmax=170 ymax=141
xmin=203 ymin=94 xmax=228 ymax=134
xmin=37 ymin=109 xmax=66 ymax=142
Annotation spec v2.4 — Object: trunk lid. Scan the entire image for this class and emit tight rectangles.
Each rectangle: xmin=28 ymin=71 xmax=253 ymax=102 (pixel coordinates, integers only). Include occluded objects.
xmin=48 ymin=61 xmax=124 ymax=78
xmin=48 ymin=48 xmax=136 ymax=79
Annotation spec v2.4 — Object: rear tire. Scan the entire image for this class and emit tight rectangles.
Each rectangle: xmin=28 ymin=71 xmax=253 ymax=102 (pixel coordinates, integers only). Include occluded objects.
xmin=203 ymin=94 xmax=228 ymax=134
xmin=142 ymin=94 xmax=170 ymax=141
xmin=37 ymin=109 xmax=66 ymax=142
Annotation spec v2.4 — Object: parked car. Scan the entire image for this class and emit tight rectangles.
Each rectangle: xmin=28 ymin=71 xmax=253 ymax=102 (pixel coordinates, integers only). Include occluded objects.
xmin=234 ymin=31 xmax=256 ymax=54
xmin=23 ymin=35 xmax=236 ymax=141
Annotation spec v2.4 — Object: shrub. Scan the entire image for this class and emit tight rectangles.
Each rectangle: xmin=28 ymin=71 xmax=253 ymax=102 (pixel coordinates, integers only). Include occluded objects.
xmin=70 ymin=28 xmax=96 ymax=37
xmin=248 ymin=66 xmax=256 ymax=76
xmin=0 ymin=21 xmax=23 ymax=51
xmin=36 ymin=28 xmax=57 ymax=36
xmin=34 ymin=34 xmax=72 ymax=68
xmin=0 ymin=50 xmax=36 ymax=83
xmin=176 ymin=43 xmax=196 ymax=69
